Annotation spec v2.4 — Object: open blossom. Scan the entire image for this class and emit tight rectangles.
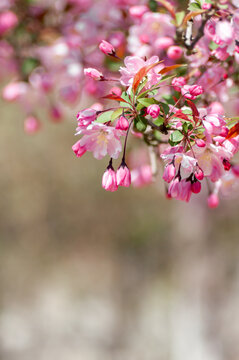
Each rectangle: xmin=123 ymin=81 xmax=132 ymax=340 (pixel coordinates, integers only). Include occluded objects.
xmin=168 ymin=178 xmax=192 ymax=202
xmin=75 ymin=123 xmax=125 ymax=160
xmin=172 ymin=77 xmax=186 ymax=92
xmin=119 ymin=55 xmax=162 ymax=92
xmin=202 ymin=114 xmax=226 ymax=136
xmin=76 ymin=108 xmax=97 ymax=127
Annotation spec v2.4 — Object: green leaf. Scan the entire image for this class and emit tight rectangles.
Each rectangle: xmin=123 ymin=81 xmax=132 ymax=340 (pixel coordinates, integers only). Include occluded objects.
xmin=154 ymin=116 xmax=164 ymax=126
xmin=188 ymin=2 xmax=201 ymax=11
xmin=175 ymin=11 xmax=185 ymax=26
xmin=21 ymin=57 xmax=40 ymax=77
xmin=162 ymin=94 xmax=175 ymax=105
xmin=170 ymin=130 xmax=184 ymax=143
xmin=134 ymin=115 xmax=147 ymax=133
xmin=111 ymin=108 xmax=123 ymax=121
xmin=96 ymin=110 xmax=114 ymax=123
xmin=154 ymin=130 xmax=162 ymax=141
xmin=137 ymin=98 xmax=158 ymax=107
xmin=149 ymin=0 xmax=158 ymax=12
xmin=159 ymin=102 xmax=170 ymax=115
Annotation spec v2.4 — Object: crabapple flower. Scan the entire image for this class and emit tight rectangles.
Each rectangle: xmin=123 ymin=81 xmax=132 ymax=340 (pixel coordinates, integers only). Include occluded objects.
xmin=191 ymin=180 xmax=201 ymax=194
xmin=147 ymin=104 xmax=160 ymax=118
xmin=168 ymin=178 xmax=192 ymax=202
xmin=167 ymin=46 xmax=183 ymax=60
xmin=84 ymin=68 xmax=103 ymax=81
xmin=129 ymin=5 xmax=148 ymax=19
xmin=99 ymin=40 xmax=115 ymax=56
xmin=24 ymin=116 xmax=41 ymax=134
xmin=172 ymin=77 xmax=186 ymax=92
xmin=163 ymin=163 xmax=176 ymax=183
xmin=75 ymin=123 xmax=125 ymax=160
xmin=116 ymin=163 xmax=131 ymax=187
xmin=207 ymin=193 xmax=219 ymax=208
xmin=202 ymin=114 xmax=226 ymax=136
xmin=76 ymin=108 xmax=97 ymax=127
xmin=119 ymin=55 xmax=162 ymax=93
xmin=115 ymin=116 xmax=129 ymax=131
xmin=0 ymin=11 xmax=18 ymax=35
xmin=102 ymin=167 xmax=118 ymax=192
xmin=131 ymin=165 xmax=152 ymax=187
xmin=72 ymin=141 xmax=87 ymax=158
xmin=155 ymin=37 xmax=174 ymax=51
xmin=181 ymin=85 xmax=204 ymax=99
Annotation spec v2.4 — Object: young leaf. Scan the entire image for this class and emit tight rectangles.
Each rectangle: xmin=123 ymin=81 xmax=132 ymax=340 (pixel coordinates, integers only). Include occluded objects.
xmin=96 ymin=110 xmax=114 ymax=123
xmin=226 ymin=123 xmax=239 ymax=139
xmin=175 ymin=11 xmax=185 ymax=26
xmin=186 ymin=99 xmax=199 ymax=124
xmin=103 ymin=93 xmax=128 ymax=102
xmin=170 ymin=130 xmax=184 ymax=143
xmin=111 ymin=108 xmax=123 ymax=121
xmin=132 ymin=61 xmax=163 ymax=93
xmin=137 ymin=98 xmax=158 ymax=107
xmin=159 ymin=64 xmax=187 ymax=75
xmin=156 ymin=0 xmax=176 ymax=19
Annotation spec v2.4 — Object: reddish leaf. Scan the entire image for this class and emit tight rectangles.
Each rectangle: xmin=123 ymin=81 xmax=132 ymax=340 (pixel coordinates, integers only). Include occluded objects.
xmin=226 ymin=123 xmax=239 ymax=139
xmin=103 ymin=93 xmax=127 ymax=102
xmin=156 ymin=0 xmax=176 ymax=19
xmin=186 ymin=99 xmax=199 ymax=124
xmin=132 ymin=61 xmax=162 ymax=93
xmin=159 ymin=64 xmax=186 ymax=75
xmin=174 ymin=111 xmax=190 ymax=121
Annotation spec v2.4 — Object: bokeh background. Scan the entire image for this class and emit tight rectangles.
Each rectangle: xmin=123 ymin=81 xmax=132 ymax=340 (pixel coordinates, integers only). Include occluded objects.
xmin=1 ymin=94 xmax=239 ymax=360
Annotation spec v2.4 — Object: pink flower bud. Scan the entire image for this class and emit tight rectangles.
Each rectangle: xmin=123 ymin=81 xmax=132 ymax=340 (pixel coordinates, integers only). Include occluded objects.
xmin=171 ymin=77 xmax=186 ymax=92
xmin=191 ymin=181 xmax=201 ymax=194
xmin=196 ymin=139 xmax=206 ymax=148
xmin=102 ymin=168 xmax=118 ymax=192
xmin=24 ymin=116 xmax=41 ymax=134
xmin=146 ymin=104 xmax=160 ymax=118
xmin=84 ymin=68 xmax=103 ymax=81
xmin=163 ymin=163 xmax=176 ymax=183
xmin=129 ymin=5 xmax=148 ymax=19
xmin=50 ymin=106 xmax=62 ymax=122
xmin=109 ymin=87 xmax=122 ymax=96
xmin=167 ymin=46 xmax=183 ymax=60
xmin=207 ymin=101 xmax=224 ymax=115
xmin=195 ymin=168 xmax=204 ymax=181
xmin=220 ymin=126 xmax=229 ymax=138
xmin=202 ymin=2 xmax=212 ymax=10
xmin=181 ymin=84 xmax=204 ymax=100
xmin=76 ymin=108 xmax=97 ymax=127
xmin=115 ymin=116 xmax=129 ymax=131
xmin=232 ymin=165 xmax=239 ymax=177
xmin=72 ymin=140 xmax=87 ymax=157
xmin=0 ymin=11 xmax=18 ymax=36
xmin=155 ymin=37 xmax=174 ymax=50
xmin=207 ymin=194 xmax=219 ymax=208
xmin=116 ymin=164 xmax=131 ymax=187
xmin=99 ymin=40 xmax=115 ymax=55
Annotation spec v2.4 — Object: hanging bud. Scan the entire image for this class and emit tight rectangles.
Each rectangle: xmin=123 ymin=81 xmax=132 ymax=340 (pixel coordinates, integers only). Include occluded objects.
xmin=191 ymin=180 xmax=201 ymax=194
xmin=115 ymin=116 xmax=129 ymax=131
xmin=163 ymin=163 xmax=176 ymax=183
xmin=116 ymin=162 xmax=131 ymax=187
xmin=195 ymin=167 xmax=204 ymax=181
xmin=207 ymin=194 xmax=219 ymax=208
xmin=99 ymin=40 xmax=116 ymax=56
xmin=72 ymin=141 xmax=86 ymax=157
xmin=102 ymin=163 xmax=118 ymax=192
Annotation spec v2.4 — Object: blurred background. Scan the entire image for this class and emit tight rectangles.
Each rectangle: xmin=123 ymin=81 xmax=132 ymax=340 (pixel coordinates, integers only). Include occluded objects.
xmin=1 ymin=97 xmax=239 ymax=360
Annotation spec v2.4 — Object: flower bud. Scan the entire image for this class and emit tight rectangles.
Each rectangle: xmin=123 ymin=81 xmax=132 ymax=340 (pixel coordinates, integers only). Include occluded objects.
xmin=195 ymin=168 xmax=204 ymax=181
xmin=24 ymin=116 xmax=41 ymax=134
xmin=72 ymin=141 xmax=86 ymax=157
xmin=167 ymin=46 xmax=183 ymax=60
xmin=102 ymin=168 xmax=118 ymax=192
xmin=207 ymin=194 xmax=219 ymax=208
xmin=191 ymin=181 xmax=201 ymax=194
xmin=223 ymin=158 xmax=231 ymax=171
xmin=181 ymin=84 xmax=204 ymax=100
xmin=116 ymin=163 xmax=131 ymax=187
xmin=129 ymin=5 xmax=148 ymax=19
xmin=146 ymin=104 xmax=160 ymax=118
xmin=163 ymin=163 xmax=176 ymax=183
xmin=0 ymin=11 xmax=18 ymax=36
xmin=99 ymin=40 xmax=115 ymax=55
xmin=50 ymin=106 xmax=62 ymax=122
xmin=84 ymin=68 xmax=103 ymax=81
xmin=232 ymin=165 xmax=239 ymax=177
xmin=196 ymin=139 xmax=206 ymax=148
xmin=171 ymin=77 xmax=186 ymax=92
xmin=77 ymin=108 xmax=97 ymax=127
xmin=155 ymin=37 xmax=174 ymax=50
xmin=2 ymin=82 xmax=28 ymax=102
xmin=116 ymin=116 xmax=129 ymax=131
xmin=202 ymin=3 xmax=212 ymax=9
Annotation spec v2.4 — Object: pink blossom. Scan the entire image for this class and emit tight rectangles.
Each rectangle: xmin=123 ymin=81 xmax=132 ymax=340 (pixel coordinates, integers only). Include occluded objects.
xmin=50 ymin=106 xmax=62 ymax=122
xmin=102 ymin=167 xmax=118 ymax=192
xmin=196 ymin=139 xmax=206 ymax=148
xmin=116 ymin=163 xmax=131 ymax=187
xmin=191 ymin=180 xmax=201 ymax=194
xmin=202 ymin=114 xmax=226 ymax=136
xmin=167 ymin=46 xmax=183 ymax=60
xmin=172 ymin=77 xmax=186 ymax=92
xmin=72 ymin=140 xmax=87 ymax=157
xmin=168 ymin=178 xmax=192 ymax=202
xmin=115 ymin=116 xmax=129 ymax=131
xmin=119 ymin=55 xmax=162 ymax=92
xmin=129 ymin=5 xmax=148 ymax=19
xmin=84 ymin=68 xmax=103 ymax=81
xmin=146 ymin=104 xmax=160 ymax=118
xmin=202 ymin=2 xmax=212 ymax=10
xmin=76 ymin=123 xmax=125 ymax=160
xmin=76 ymin=108 xmax=97 ymax=127
xmin=2 ymin=82 xmax=28 ymax=101
xmin=154 ymin=37 xmax=174 ymax=50
xmin=181 ymin=85 xmax=204 ymax=100
xmin=207 ymin=102 xmax=224 ymax=115
xmin=99 ymin=40 xmax=115 ymax=55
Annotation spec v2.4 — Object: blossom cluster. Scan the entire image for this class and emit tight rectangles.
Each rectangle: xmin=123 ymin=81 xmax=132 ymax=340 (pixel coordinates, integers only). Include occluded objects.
xmin=72 ymin=0 xmax=239 ymax=207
